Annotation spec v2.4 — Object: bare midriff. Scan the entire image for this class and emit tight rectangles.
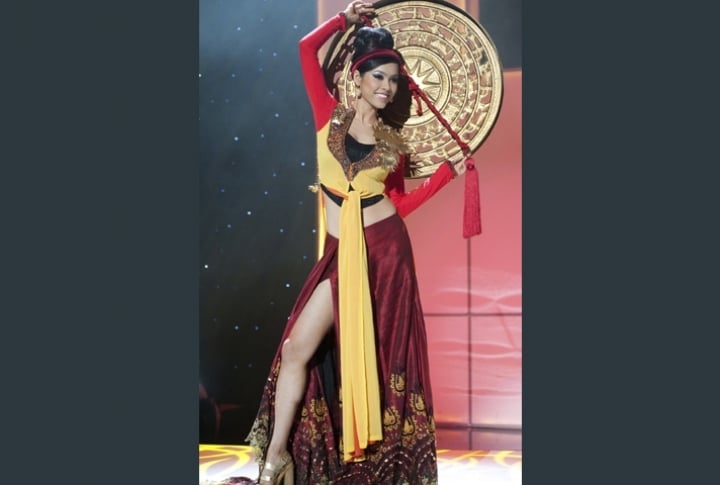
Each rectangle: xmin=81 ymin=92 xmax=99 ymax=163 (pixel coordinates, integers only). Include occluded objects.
xmin=323 ymin=194 xmax=397 ymax=238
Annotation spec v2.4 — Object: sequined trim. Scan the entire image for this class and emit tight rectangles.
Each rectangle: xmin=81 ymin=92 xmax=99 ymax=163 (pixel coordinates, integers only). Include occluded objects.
xmin=327 ymin=104 xmax=399 ymax=181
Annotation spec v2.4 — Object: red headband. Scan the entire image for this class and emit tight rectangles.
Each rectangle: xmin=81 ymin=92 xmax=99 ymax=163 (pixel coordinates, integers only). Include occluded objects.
xmin=350 ymin=48 xmax=403 ymax=73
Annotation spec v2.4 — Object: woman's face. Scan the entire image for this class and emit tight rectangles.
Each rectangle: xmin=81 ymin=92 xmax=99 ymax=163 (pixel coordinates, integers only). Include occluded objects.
xmin=355 ymin=62 xmax=400 ymax=110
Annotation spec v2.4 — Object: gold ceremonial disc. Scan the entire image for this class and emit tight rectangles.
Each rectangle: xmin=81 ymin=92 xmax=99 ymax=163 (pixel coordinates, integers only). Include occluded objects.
xmin=324 ymin=0 xmax=504 ymax=178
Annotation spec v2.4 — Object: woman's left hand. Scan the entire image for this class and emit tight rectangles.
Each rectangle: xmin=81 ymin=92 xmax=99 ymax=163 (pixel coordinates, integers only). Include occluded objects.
xmin=452 ymin=157 xmax=471 ymax=177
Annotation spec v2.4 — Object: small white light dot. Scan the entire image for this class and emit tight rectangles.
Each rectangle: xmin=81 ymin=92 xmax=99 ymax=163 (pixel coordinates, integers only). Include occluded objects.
xmin=247 ymin=210 xmax=252 ymax=215
xmin=234 ymin=325 xmax=239 ymax=330
xmin=272 ymin=172 xmax=277 ymax=177
xmin=285 ymin=283 xmax=290 ymax=288
xmin=204 ymin=264 xmax=209 ymax=269
xmin=198 ymin=73 xmax=202 ymax=78
xmin=231 ymin=73 xmax=236 ymax=78
xmin=299 ymin=201 xmax=303 ymax=205
xmin=293 ymin=25 xmax=298 ymax=29
xmin=219 ymin=188 xmax=225 ymax=193
xmin=312 ymin=229 xmax=317 ymax=234
xmin=260 ymin=133 xmax=265 ymax=138
xmin=279 ymin=228 xmax=284 ymax=233
xmin=226 ymin=224 xmax=232 ymax=228
xmin=273 ymin=52 xmax=278 ymax=57
xmin=300 ymin=161 xmax=305 ymax=166
xmin=236 ymin=26 xmax=242 ymax=31
xmin=234 ymin=136 xmax=239 ymax=141
xmin=274 ymin=113 xmax=279 ymax=118
xmin=263 ymin=191 xmax=269 ymax=196
xmin=254 ymin=325 xmax=259 ymax=331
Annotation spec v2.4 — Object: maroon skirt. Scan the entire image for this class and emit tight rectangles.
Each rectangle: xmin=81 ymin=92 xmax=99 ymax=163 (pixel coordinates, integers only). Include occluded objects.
xmin=246 ymin=213 xmax=438 ymax=484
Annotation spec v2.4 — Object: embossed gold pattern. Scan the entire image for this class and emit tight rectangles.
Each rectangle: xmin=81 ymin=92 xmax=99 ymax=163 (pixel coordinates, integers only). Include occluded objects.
xmin=324 ymin=0 xmax=503 ymax=178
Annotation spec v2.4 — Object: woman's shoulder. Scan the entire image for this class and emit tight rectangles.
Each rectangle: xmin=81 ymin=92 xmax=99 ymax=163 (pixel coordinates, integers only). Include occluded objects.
xmin=329 ymin=102 xmax=351 ymax=125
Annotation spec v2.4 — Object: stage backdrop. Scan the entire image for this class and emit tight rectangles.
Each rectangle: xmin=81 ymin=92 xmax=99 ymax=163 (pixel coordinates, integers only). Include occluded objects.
xmin=200 ymin=0 xmax=521 ymax=449
xmin=199 ymin=0 xmax=319 ymax=442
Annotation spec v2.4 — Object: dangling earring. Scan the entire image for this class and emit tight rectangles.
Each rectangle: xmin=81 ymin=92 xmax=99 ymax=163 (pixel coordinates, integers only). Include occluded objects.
xmin=355 ymin=84 xmax=361 ymax=100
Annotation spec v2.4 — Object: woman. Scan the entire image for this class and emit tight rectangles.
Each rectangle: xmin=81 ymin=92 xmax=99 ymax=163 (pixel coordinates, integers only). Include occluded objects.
xmin=246 ymin=2 xmax=469 ymax=484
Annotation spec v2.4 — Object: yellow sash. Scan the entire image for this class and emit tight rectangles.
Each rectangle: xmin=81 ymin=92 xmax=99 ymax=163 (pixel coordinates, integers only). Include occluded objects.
xmin=337 ymin=190 xmax=383 ymax=461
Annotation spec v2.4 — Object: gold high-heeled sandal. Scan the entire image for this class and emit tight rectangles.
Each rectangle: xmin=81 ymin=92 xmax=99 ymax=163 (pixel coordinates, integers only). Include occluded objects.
xmin=259 ymin=450 xmax=294 ymax=485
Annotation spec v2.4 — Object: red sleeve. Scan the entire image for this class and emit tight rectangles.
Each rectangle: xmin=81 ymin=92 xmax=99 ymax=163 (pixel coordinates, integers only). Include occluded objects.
xmin=385 ymin=156 xmax=456 ymax=218
xmin=298 ymin=13 xmax=347 ymax=130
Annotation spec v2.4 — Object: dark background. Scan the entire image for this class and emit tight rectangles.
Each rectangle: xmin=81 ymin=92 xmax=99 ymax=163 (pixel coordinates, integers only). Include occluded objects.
xmin=198 ymin=0 xmax=317 ymax=441
xmin=199 ymin=0 xmax=522 ymax=444
xmin=480 ymin=0 xmax=521 ymax=69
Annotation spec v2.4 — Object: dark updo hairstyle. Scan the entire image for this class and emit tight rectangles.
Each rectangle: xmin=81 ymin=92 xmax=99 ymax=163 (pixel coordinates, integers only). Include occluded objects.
xmin=351 ymin=26 xmax=402 ymax=73
xmin=351 ymin=26 xmax=412 ymax=129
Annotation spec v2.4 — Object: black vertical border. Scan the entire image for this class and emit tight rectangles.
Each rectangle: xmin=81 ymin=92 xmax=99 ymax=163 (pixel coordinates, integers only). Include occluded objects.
xmin=524 ymin=0 xmax=718 ymax=483
xmin=3 ymin=1 xmax=198 ymax=482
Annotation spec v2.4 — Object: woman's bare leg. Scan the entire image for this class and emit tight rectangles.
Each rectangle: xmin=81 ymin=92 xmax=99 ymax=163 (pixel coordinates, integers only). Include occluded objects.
xmin=262 ymin=278 xmax=334 ymax=474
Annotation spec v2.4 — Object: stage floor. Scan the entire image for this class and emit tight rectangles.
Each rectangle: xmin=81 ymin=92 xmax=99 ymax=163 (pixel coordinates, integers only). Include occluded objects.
xmin=199 ymin=444 xmax=522 ymax=484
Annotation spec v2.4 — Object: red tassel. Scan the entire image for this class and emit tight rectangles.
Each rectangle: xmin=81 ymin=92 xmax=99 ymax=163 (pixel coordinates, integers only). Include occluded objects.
xmin=462 ymin=157 xmax=481 ymax=238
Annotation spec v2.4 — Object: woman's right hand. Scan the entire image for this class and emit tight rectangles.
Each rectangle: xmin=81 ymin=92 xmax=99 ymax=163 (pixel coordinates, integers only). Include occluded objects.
xmin=344 ymin=1 xmax=375 ymax=24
